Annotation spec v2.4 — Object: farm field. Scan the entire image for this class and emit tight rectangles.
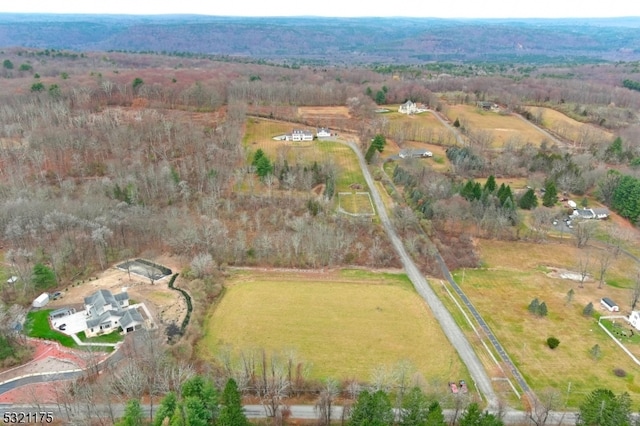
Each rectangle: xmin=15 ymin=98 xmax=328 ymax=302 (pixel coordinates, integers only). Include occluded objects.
xmin=525 ymin=106 xmax=614 ymax=146
xmin=243 ymin=117 xmax=367 ymax=193
xmin=444 ymin=104 xmax=548 ymax=148
xmin=199 ymin=269 xmax=468 ymax=384
xmin=452 ymin=239 xmax=640 ymax=406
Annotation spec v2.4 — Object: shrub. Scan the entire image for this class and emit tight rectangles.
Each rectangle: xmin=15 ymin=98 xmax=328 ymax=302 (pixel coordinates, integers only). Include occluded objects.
xmin=613 ymin=368 xmax=627 ymax=377
xmin=547 ymin=336 xmax=560 ymax=349
xmin=528 ymin=298 xmax=540 ymax=314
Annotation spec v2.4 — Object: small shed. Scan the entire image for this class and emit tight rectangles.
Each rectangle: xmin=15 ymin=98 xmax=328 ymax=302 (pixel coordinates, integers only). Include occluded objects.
xmin=601 ymin=297 xmax=619 ymax=312
xmin=32 ymin=293 xmax=50 ymax=308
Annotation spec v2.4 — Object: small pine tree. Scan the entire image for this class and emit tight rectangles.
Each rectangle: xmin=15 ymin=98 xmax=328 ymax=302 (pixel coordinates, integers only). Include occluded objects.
xmin=528 ymin=298 xmax=540 ymax=314
xmin=537 ymin=302 xmax=548 ymax=317
xmin=484 ymin=175 xmax=497 ymax=193
xmin=589 ymin=344 xmax=602 ymax=360
xmin=565 ymin=288 xmax=575 ymax=305
xmin=453 ymin=117 xmax=461 ymax=128
xmin=583 ymin=302 xmax=595 ymax=316
xmin=542 ymin=181 xmax=558 ymax=207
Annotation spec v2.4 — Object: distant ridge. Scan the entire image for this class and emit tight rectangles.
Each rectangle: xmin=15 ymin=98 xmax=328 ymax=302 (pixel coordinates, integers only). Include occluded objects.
xmin=0 ymin=14 xmax=639 ymax=63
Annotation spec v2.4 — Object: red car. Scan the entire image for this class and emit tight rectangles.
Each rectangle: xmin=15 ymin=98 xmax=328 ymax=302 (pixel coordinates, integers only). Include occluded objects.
xmin=449 ymin=382 xmax=459 ymax=394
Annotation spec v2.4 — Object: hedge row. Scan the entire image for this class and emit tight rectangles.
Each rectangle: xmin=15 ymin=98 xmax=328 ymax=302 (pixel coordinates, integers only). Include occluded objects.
xmin=167 ymin=273 xmax=193 ymax=335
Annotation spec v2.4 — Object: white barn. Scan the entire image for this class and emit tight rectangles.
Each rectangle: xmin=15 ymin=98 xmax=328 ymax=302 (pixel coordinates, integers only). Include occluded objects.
xmin=32 ymin=293 xmax=50 ymax=308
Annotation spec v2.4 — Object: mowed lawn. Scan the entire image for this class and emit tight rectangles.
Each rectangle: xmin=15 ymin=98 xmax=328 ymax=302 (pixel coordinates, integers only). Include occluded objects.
xmin=444 ymin=104 xmax=548 ymax=148
xmin=453 ymin=239 xmax=640 ymax=406
xmin=200 ymin=269 xmax=467 ymax=382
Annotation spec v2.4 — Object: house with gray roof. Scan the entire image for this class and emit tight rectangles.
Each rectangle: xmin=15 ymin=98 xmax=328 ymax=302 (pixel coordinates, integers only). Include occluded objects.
xmin=84 ymin=289 xmax=143 ymax=337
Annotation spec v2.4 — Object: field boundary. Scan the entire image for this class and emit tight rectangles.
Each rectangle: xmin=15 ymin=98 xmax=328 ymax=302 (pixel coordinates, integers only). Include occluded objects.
xmin=337 ymin=191 xmax=375 ymax=217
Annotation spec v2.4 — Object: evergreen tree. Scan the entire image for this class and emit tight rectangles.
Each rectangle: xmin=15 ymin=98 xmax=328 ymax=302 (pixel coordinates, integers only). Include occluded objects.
xmin=577 ymin=389 xmax=632 ymax=426
xmin=116 ymin=399 xmax=144 ymax=426
xmin=453 ymin=117 xmax=461 ymax=128
xmin=218 ymin=378 xmax=250 ymax=426
xmin=375 ymin=90 xmax=386 ymax=105
xmin=371 ymin=134 xmax=386 ymax=153
xmin=154 ymin=392 xmax=177 ymax=426
xmin=255 ymin=155 xmax=273 ymax=178
xmin=484 ymin=175 xmax=497 ymax=193
xmin=542 ymin=181 xmax=558 ymax=207
xmin=537 ymin=302 xmax=548 ymax=317
xmin=528 ymin=298 xmax=540 ymax=314
xmin=252 ymin=149 xmax=265 ymax=167
xmin=399 ymin=387 xmax=446 ymax=426
xmin=458 ymin=403 xmax=503 ymax=426
xmin=32 ymin=263 xmax=56 ymax=290
xmin=349 ymin=390 xmax=394 ymax=426
xmin=518 ymin=188 xmax=538 ymax=210
xmin=583 ymin=302 xmax=595 ymax=316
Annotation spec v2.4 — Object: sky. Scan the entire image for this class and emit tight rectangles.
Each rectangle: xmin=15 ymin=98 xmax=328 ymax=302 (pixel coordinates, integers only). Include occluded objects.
xmin=0 ymin=0 xmax=639 ymax=19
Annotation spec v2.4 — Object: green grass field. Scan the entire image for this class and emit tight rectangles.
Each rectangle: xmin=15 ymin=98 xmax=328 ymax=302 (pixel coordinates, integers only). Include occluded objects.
xmin=452 ymin=239 xmax=640 ymax=406
xmin=199 ymin=269 xmax=468 ymax=383
xmin=338 ymin=192 xmax=375 ymax=215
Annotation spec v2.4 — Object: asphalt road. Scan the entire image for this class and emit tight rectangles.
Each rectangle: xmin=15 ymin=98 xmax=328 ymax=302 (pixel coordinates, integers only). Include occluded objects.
xmin=343 ymin=139 xmax=499 ymax=409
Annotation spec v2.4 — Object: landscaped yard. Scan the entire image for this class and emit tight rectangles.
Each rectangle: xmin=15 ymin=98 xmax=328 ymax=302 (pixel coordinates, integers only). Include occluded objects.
xmin=199 ymin=269 xmax=468 ymax=384
xmin=451 ymin=239 xmax=640 ymax=406
xmin=24 ymin=310 xmax=77 ymax=348
xmin=338 ymin=192 xmax=375 ymax=215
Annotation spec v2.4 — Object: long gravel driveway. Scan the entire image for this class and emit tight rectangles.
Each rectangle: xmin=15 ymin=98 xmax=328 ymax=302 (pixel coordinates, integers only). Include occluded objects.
xmin=343 ymin=139 xmax=498 ymax=408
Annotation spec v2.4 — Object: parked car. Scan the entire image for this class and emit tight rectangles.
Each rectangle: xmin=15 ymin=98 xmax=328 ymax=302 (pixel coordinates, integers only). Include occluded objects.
xmin=459 ymin=380 xmax=468 ymax=393
xmin=449 ymin=382 xmax=459 ymax=394
xmin=58 ymin=324 xmax=66 ymax=331
xmin=52 ymin=291 xmax=63 ymax=300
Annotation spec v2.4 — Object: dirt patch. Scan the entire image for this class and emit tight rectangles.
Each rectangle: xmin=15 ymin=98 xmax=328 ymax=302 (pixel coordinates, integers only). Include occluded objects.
xmin=546 ymin=267 xmax=593 ymax=283
xmin=311 ymin=183 xmax=325 ymax=196
xmin=349 ymin=183 xmax=363 ymax=190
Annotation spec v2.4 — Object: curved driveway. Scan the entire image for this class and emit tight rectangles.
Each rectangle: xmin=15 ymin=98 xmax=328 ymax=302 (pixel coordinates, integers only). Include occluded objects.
xmin=343 ymin=139 xmax=499 ymax=409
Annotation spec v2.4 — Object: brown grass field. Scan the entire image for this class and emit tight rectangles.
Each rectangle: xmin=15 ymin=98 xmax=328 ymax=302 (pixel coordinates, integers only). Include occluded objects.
xmin=382 ymin=108 xmax=455 ymax=146
xmin=444 ymin=105 xmax=548 ymax=148
xmin=297 ymin=106 xmax=350 ymax=119
xmin=199 ymin=269 xmax=468 ymax=383
xmin=525 ymin=106 xmax=614 ymax=145
xmin=452 ymin=239 xmax=640 ymax=406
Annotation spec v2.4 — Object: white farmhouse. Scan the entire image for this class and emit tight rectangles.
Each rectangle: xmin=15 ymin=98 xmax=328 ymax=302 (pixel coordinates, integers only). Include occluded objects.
xmin=285 ymin=129 xmax=314 ymax=141
xmin=398 ymin=100 xmax=418 ymax=114
xmin=316 ymin=128 xmax=331 ymax=138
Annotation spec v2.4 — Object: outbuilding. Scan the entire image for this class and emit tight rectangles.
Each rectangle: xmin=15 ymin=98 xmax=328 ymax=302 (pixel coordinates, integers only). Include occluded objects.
xmin=32 ymin=292 xmax=50 ymax=308
xmin=601 ymin=297 xmax=619 ymax=312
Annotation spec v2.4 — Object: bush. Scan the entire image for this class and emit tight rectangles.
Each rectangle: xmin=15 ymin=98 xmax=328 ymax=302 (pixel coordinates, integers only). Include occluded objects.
xmin=613 ymin=368 xmax=627 ymax=377
xmin=547 ymin=336 xmax=560 ymax=349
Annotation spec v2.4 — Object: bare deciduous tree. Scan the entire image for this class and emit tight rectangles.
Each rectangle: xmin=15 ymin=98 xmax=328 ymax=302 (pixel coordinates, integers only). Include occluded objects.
xmin=577 ymin=253 xmax=591 ymax=289
xmin=314 ymin=378 xmax=340 ymax=426
xmin=527 ymin=388 xmax=562 ymax=426
xmin=574 ymin=221 xmax=595 ymax=248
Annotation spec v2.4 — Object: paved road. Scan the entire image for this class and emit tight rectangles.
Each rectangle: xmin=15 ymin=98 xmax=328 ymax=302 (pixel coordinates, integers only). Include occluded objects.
xmin=342 ymin=139 xmax=499 ymax=409
xmin=0 ymin=402 xmax=580 ymax=425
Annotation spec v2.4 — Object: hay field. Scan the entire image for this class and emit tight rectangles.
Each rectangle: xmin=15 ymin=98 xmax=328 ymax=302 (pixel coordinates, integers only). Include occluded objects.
xmin=444 ymin=105 xmax=548 ymax=148
xmin=384 ymin=109 xmax=454 ymax=145
xmin=525 ymin=106 xmax=614 ymax=145
xmin=453 ymin=239 xmax=640 ymax=406
xmin=199 ymin=269 xmax=467 ymax=382
xmin=298 ymin=106 xmax=350 ymax=119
